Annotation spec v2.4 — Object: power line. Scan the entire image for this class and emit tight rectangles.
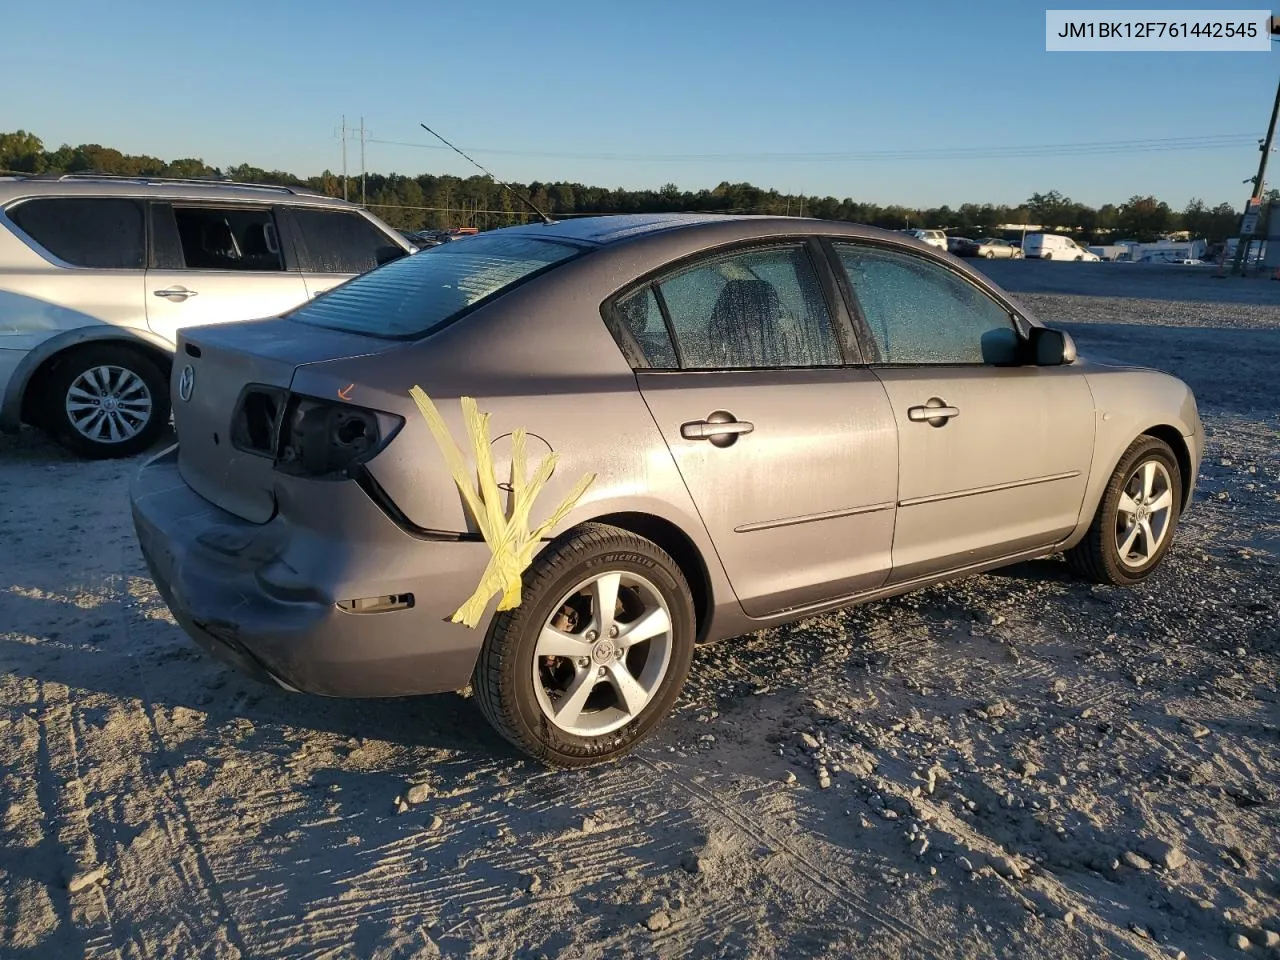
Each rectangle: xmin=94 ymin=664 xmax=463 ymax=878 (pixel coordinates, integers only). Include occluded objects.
xmin=362 ymin=133 xmax=1256 ymax=164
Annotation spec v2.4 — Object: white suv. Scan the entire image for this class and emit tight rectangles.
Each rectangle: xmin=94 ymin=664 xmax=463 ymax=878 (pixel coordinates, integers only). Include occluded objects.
xmin=904 ymin=228 xmax=948 ymax=251
xmin=0 ymin=174 xmax=414 ymax=457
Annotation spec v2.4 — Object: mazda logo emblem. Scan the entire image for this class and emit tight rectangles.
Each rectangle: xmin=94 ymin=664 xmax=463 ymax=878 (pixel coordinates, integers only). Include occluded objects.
xmin=178 ymin=364 xmax=195 ymax=402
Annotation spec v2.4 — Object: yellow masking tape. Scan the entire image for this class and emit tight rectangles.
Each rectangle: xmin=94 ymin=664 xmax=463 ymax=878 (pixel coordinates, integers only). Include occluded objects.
xmin=409 ymin=386 xmax=597 ymax=628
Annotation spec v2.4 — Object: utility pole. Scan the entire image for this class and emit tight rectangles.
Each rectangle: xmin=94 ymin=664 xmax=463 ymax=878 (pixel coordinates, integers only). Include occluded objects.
xmin=340 ymin=115 xmax=348 ymax=202
xmin=1233 ymin=23 xmax=1280 ymax=274
xmin=360 ymin=116 xmax=366 ymax=208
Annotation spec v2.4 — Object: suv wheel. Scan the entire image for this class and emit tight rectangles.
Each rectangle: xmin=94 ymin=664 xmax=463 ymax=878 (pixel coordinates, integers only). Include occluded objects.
xmin=1065 ymin=436 xmax=1182 ymax=586
xmin=45 ymin=344 xmax=170 ymax=459
xmin=473 ymin=523 xmax=696 ymax=767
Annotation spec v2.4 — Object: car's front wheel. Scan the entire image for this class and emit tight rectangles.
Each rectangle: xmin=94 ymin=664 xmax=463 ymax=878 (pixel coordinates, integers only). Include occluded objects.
xmin=44 ymin=344 xmax=170 ymax=459
xmin=472 ymin=523 xmax=696 ymax=767
xmin=1065 ymin=436 xmax=1183 ymax=585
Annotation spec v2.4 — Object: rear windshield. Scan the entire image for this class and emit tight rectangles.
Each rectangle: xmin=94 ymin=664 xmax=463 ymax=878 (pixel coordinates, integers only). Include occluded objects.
xmin=288 ymin=234 xmax=585 ymax=339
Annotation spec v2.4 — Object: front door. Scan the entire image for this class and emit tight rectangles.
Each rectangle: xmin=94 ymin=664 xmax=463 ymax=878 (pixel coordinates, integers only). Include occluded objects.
xmin=620 ymin=242 xmax=899 ymax=617
xmin=145 ymin=202 xmax=308 ymax=346
xmin=829 ymin=241 xmax=1095 ymax=583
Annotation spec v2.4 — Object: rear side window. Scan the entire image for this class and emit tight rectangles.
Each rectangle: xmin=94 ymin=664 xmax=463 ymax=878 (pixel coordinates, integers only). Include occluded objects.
xmin=163 ymin=205 xmax=284 ymax=271
xmin=655 ymin=245 xmax=841 ymax=369
xmin=290 ymin=208 xmax=395 ymax=274
xmin=609 ymin=286 xmax=678 ymax=368
xmin=289 ymin=234 xmax=584 ymax=339
xmin=8 ymin=197 xmax=145 ymax=269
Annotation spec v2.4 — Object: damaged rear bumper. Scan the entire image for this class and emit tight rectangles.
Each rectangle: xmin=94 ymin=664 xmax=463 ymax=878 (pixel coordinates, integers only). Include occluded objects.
xmin=129 ymin=445 xmax=495 ymax=697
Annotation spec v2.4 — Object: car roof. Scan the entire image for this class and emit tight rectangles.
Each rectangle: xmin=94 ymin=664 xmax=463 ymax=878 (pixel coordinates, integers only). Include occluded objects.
xmin=0 ymin=174 xmax=355 ymax=209
xmin=498 ymin=212 xmax=926 ymax=249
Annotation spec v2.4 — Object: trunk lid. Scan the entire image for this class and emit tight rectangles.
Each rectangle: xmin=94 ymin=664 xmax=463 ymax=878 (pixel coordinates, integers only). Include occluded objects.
xmin=174 ymin=317 xmax=394 ymax=523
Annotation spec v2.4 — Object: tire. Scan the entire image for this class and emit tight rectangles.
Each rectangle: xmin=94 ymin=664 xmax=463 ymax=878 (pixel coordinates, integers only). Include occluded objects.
xmin=44 ymin=344 xmax=170 ymax=459
xmin=472 ymin=522 xmax=696 ymax=767
xmin=1065 ymin=436 xmax=1183 ymax=586
xmin=1075 ymin=255 xmax=1083 ymax=262
xmin=1042 ymin=252 xmax=1053 ymax=261
xmin=1014 ymin=251 xmax=1024 ymax=259
xmin=984 ymin=251 xmax=995 ymax=259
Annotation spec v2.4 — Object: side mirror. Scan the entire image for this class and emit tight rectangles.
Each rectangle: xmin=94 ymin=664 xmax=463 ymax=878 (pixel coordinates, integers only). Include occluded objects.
xmin=1027 ymin=326 xmax=1077 ymax=366
xmin=376 ymin=245 xmax=408 ymax=266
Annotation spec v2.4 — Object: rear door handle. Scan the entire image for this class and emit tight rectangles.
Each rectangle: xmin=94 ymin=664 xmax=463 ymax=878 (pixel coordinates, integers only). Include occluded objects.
xmin=681 ymin=410 xmax=754 ymax=448
xmin=153 ymin=286 xmax=198 ymax=301
xmin=907 ymin=398 xmax=960 ymax=427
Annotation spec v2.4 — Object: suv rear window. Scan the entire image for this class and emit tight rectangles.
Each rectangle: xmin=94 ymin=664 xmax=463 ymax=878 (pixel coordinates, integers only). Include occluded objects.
xmin=290 ymin=208 xmax=395 ymax=274
xmin=289 ymin=234 xmax=584 ymax=339
xmin=7 ymin=197 xmax=145 ymax=269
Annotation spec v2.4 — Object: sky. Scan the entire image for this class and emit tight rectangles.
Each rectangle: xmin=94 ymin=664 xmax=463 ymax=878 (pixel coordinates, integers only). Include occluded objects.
xmin=4 ymin=0 xmax=1279 ymax=210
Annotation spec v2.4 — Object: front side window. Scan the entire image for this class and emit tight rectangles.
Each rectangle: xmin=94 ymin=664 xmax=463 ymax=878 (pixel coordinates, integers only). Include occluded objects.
xmin=169 ymin=205 xmax=284 ymax=271
xmin=834 ymin=243 xmax=1018 ymax=365
xmin=8 ymin=197 xmax=145 ymax=269
xmin=289 ymin=234 xmax=583 ymax=339
xmin=290 ymin=208 xmax=395 ymax=275
xmin=654 ymin=245 xmax=841 ymax=369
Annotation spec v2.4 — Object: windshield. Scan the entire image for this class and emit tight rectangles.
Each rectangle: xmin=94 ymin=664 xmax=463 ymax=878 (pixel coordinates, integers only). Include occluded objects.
xmin=289 ymin=234 xmax=585 ymax=339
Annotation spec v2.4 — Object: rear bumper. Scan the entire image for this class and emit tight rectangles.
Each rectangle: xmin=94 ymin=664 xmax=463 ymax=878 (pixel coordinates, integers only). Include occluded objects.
xmin=130 ymin=445 xmax=496 ymax=697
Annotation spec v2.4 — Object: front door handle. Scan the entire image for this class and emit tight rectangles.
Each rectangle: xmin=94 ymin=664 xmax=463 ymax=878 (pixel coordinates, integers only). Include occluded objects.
xmin=153 ymin=286 xmax=198 ymax=302
xmin=681 ymin=410 xmax=754 ymax=448
xmin=907 ymin=397 xmax=960 ymax=428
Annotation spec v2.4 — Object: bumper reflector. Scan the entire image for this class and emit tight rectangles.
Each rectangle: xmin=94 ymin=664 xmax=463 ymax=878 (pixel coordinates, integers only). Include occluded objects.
xmin=336 ymin=593 xmax=415 ymax=614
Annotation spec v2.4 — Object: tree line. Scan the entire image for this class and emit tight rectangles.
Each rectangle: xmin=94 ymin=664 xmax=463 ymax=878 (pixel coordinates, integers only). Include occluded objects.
xmin=0 ymin=130 xmax=1252 ymax=243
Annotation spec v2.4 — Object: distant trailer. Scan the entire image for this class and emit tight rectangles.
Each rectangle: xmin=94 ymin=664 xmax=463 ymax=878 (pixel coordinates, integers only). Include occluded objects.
xmin=1087 ymin=245 xmax=1133 ymax=261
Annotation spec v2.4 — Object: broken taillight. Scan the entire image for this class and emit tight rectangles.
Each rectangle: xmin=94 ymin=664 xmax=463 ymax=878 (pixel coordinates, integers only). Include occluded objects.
xmin=274 ymin=394 xmax=403 ymax=480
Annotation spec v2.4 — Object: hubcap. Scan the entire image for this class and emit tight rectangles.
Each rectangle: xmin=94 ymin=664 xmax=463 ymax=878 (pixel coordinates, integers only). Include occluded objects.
xmin=65 ymin=365 xmax=152 ymax=444
xmin=533 ymin=571 xmax=674 ymax=736
xmin=1114 ymin=459 xmax=1175 ymax=569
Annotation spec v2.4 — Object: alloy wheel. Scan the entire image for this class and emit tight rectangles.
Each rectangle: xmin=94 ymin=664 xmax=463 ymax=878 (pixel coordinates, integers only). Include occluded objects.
xmin=64 ymin=364 xmax=154 ymax=444
xmin=532 ymin=571 xmax=674 ymax=736
xmin=1114 ymin=459 xmax=1175 ymax=568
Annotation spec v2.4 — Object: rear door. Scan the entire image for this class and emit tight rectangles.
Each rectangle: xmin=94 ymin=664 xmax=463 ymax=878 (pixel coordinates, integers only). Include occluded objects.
xmin=829 ymin=241 xmax=1094 ymax=584
xmin=283 ymin=206 xmax=405 ymax=298
xmin=617 ymin=241 xmax=899 ymax=618
xmin=1 ymin=196 xmax=147 ymax=342
xmin=145 ymin=202 xmax=308 ymax=347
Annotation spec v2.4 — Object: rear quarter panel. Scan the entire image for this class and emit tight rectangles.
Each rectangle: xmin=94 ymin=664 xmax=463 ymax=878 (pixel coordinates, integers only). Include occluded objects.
xmin=288 ymin=257 xmax=739 ymax=635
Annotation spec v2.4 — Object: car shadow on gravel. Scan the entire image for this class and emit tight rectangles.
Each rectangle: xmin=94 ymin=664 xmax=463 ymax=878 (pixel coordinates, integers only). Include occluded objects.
xmin=0 ymin=589 xmax=519 ymax=764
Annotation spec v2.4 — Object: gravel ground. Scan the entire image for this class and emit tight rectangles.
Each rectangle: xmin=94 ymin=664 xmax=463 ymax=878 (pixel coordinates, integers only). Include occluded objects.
xmin=0 ymin=265 xmax=1277 ymax=960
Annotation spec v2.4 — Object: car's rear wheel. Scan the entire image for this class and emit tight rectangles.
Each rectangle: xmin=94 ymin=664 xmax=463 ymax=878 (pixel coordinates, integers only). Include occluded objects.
xmin=984 ymin=250 xmax=995 ymax=259
xmin=1065 ymin=436 xmax=1182 ymax=586
xmin=472 ymin=523 xmax=696 ymax=767
xmin=1042 ymin=252 xmax=1053 ymax=261
xmin=44 ymin=344 xmax=170 ymax=459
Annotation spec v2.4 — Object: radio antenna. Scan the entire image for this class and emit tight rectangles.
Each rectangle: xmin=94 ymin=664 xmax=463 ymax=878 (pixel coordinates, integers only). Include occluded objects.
xmin=419 ymin=122 xmax=555 ymax=226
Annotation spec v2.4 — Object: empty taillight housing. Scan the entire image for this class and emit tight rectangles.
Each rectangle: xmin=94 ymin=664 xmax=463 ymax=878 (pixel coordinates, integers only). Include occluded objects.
xmin=274 ymin=394 xmax=403 ymax=480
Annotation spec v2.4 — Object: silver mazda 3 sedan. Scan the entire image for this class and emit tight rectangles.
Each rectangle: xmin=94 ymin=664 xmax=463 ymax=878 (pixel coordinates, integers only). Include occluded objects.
xmin=130 ymin=214 xmax=1204 ymax=767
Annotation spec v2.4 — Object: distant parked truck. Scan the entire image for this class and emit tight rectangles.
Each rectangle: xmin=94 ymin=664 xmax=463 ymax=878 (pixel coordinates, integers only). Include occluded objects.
xmin=1022 ymin=233 xmax=1100 ymax=261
